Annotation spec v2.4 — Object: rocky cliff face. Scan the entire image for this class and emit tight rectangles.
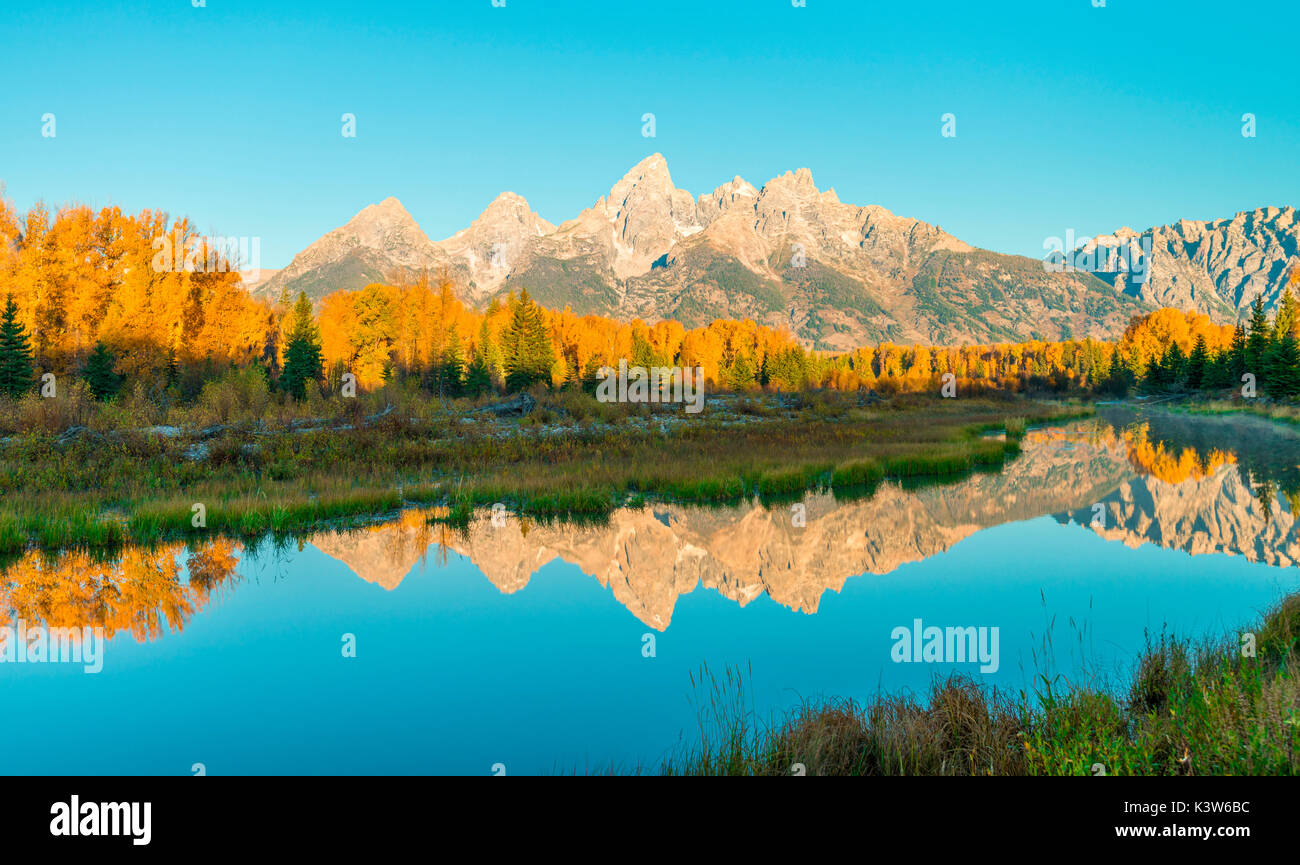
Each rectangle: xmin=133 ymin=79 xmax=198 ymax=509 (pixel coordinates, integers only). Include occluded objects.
xmin=1078 ymin=206 xmax=1300 ymax=321
xmin=435 ymin=192 xmax=555 ymax=295
xmin=253 ymin=155 xmax=1150 ymax=347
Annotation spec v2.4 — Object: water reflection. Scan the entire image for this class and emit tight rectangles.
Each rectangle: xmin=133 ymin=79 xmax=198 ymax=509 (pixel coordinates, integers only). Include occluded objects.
xmin=5 ymin=407 xmax=1300 ymax=640
xmin=0 ymin=540 xmax=241 ymax=640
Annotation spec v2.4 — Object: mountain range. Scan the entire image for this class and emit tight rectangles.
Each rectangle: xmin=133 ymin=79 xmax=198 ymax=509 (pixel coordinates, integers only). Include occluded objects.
xmin=254 ymin=155 xmax=1299 ymax=348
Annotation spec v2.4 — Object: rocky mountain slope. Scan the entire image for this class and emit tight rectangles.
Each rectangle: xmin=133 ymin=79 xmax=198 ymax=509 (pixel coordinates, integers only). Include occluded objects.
xmin=258 ymin=197 xmax=458 ymax=302
xmin=255 ymin=155 xmax=1150 ymax=348
xmin=1076 ymin=206 xmax=1300 ymax=322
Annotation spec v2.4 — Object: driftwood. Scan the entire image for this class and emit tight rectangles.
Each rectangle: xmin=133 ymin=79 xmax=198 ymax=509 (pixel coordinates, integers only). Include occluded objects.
xmin=474 ymin=393 xmax=537 ymax=417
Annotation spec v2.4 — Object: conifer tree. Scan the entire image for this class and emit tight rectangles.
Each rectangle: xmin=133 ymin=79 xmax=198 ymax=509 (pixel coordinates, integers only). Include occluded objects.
xmin=440 ymin=323 xmax=465 ymax=397
xmin=83 ymin=341 xmax=122 ymax=399
xmin=463 ymin=318 xmax=496 ymax=397
xmin=1185 ymin=335 xmax=1209 ymax=390
xmin=501 ymin=288 xmax=553 ymax=391
xmin=280 ymin=292 xmax=324 ymax=400
xmin=1142 ymin=355 xmax=1165 ymax=391
xmin=1229 ymin=323 xmax=1248 ymax=381
xmin=728 ymin=353 xmax=757 ymax=390
xmin=1265 ymin=333 xmax=1300 ymax=398
xmin=1204 ymin=348 xmax=1232 ymax=389
xmin=464 ymin=352 xmax=491 ymax=398
xmin=0 ymin=295 xmax=35 ymax=398
xmin=1275 ymin=287 xmax=1299 ymax=342
xmin=1162 ymin=341 xmax=1187 ymax=388
xmin=1246 ymin=296 xmax=1271 ymax=376
xmin=1100 ymin=345 xmax=1134 ymax=396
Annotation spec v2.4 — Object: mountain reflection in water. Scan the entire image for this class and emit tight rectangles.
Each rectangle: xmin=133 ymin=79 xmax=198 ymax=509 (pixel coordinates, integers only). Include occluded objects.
xmin=5 ymin=407 xmax=1300 ymax=641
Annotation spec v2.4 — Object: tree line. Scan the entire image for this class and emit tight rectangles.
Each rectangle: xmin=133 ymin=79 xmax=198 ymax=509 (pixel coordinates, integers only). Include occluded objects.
xmin=3 ymin=198 xmax=1300 ymax=404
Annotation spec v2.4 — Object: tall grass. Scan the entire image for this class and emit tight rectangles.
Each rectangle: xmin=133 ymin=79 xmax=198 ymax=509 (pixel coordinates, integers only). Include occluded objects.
xmin=0 ymin=390 xmax=1081 ymax=551
xmin=651 ymin=595 xmax=1300 ymax=776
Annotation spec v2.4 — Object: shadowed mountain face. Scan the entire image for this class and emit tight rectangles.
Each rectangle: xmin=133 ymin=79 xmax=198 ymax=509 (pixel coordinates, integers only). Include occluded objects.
xmin=255 ymin=154 xmax=1149 ymax=349
xmin=306 ymin=410 xmax=1300 ymax=630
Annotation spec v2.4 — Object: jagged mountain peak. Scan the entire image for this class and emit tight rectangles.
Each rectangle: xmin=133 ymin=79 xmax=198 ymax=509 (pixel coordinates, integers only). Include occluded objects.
xmin=763 ymin=167 xmax=819 ymax=195
xmin=261 ymin=157 xmax=1157 ymax=345
xmin=351 ymin=196 xmax=415 ymax=224
xmin=464 ymin=190 xmax=551 ymax=232
xmin=620 ymin=152 xmax=670 ymax=179
xmin=433 ymin=190 xmax=555 ymax=293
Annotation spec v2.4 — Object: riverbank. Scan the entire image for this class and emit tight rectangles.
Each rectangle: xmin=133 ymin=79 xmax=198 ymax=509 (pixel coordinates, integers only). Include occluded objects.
xmin=0 ymin=386 xmax=1090 ymax=553
xmin=1130 ymin=394 xmax=1300 ymax=429
xmin=651 ymin=594 xmax=1300 ymax=776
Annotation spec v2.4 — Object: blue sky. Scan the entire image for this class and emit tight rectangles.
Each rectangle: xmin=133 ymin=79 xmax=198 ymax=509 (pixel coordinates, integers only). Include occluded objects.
xmin=2 ymin=0 xmax=1296 ymax=268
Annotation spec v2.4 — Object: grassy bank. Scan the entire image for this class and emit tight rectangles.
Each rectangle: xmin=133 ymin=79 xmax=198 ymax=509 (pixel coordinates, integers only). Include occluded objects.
xmin=0 ymin=385 xmax=1090 ymax=552
xmin=1146 ymin=396 xmax=1300 ymax=430
xmin=651 ymin=595 xmax=1300 ymax=776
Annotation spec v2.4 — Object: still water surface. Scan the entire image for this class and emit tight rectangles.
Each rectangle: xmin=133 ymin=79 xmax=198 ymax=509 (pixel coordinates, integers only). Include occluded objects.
xmin=3 ymin=407 xmax=1299 ymax=774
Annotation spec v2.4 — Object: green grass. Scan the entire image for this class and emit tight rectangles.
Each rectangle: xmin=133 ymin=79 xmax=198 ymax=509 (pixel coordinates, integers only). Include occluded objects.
xmin=644 ymin=594 xmax=1300 ymax=776
xmin=0 ymin=389 xmax=1087 ymax=551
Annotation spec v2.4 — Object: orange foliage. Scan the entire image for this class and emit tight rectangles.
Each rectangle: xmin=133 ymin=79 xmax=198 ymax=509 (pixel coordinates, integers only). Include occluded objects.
xmin=0 ymin=539 xmax=241 ymax=641
xmin=0 ymin=200 xmax=276 ymax=378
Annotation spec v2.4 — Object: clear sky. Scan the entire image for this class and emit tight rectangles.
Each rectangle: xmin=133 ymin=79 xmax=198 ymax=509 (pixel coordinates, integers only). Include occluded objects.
xmin=2 ymin=0 xmax=1296 ymax=269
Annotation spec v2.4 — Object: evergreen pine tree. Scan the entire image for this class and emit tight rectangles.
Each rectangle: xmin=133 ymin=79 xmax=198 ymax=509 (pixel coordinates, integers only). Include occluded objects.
xmin=165 ymin=348 xmax=180 ymax=387
xmin=1265 ymin=333 xmax=1300 ymax=399
xmin=501 ymin=288 xmax=553 ymax=391
xmin=83 ymin=341 xmax=122 ymax=399
xmin=441 ymin=324 xmax=465 ymax=397
xmin=1162 ymin=341 xmax=1187 ymax=389
xmin=463 ymin=318 xmax=496 ymax=397
xmin=1275 ymin=287 xmax=1299 ymax=342
xmin=0 ymin=295 xmax=36 ymax=398
xmin=1204 ymin=349 xmax=1232 ymax=389
xmin=728 ymin=352 xmax=757 ymax=389
xmin=1246 ymin=297 xmax=1270 ymax=377
xmin=1141 ymin=355 xmax=1165 ymax=391
xmin=1185 ymin=335 xmax=1209 ymax=390
xmin=280 ymin=292 xmax=324 ymax=400
xmin=464 ymin=352 xmax=491 ymax=398
xmin=1100 ymin=345 xmax=1134 ymax=396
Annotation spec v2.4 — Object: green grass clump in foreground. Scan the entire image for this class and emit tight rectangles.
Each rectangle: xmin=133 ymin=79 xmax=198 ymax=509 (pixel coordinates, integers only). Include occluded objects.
xmin=0 ymin=389 xmax=1085 ymax=550
xmin=647 ymin=595 xmax=1300 ymax=776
